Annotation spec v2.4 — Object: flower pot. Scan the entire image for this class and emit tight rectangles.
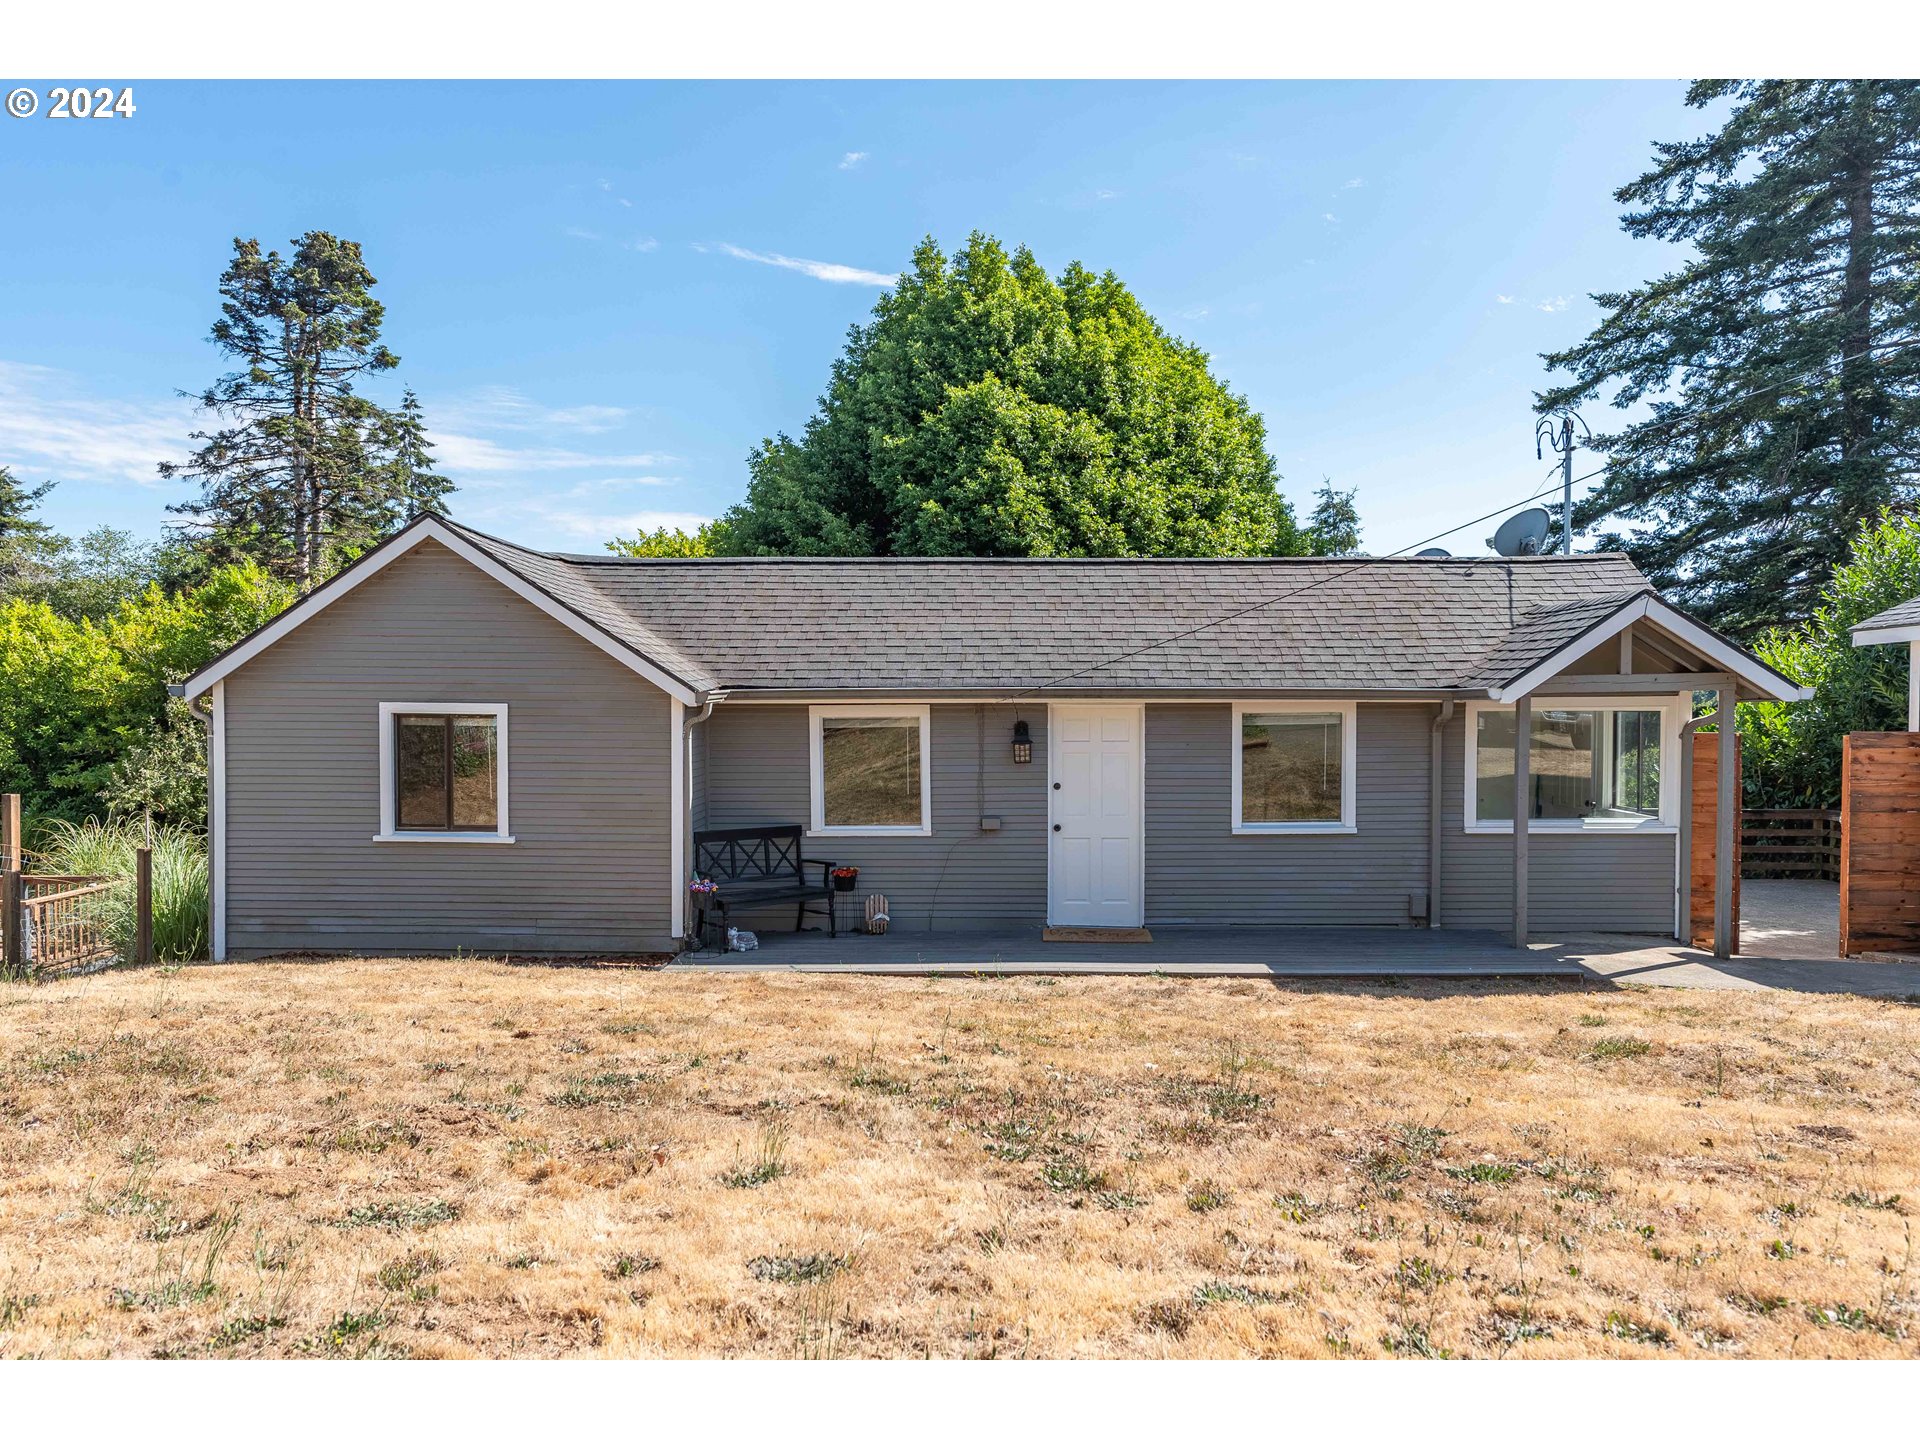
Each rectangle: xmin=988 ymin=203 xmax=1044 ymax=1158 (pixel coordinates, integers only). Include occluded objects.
xmin=832 ymin=871 xmax=859 ymax=892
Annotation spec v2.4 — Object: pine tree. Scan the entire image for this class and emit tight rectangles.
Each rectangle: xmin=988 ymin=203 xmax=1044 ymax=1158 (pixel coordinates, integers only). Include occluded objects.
xmin=374 ymin=389 xmax=453 ymax=526
xmin=1540 ymin=81 xmax=1920 ymax=638
xmin=1306 ymin=481 xmax=1362 ymax=556
xmin=162 ymin=232 xmax=407 ymax=588
xmin=0 ymin=464 xmax=52 ymax=540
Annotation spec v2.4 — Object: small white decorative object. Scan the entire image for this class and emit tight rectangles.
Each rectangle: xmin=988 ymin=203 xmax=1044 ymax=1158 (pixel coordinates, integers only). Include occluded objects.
xmin=726 ymin=927 xmax=759 ymax=952
xmin=864 ymin=893 xmax=890 ymax=935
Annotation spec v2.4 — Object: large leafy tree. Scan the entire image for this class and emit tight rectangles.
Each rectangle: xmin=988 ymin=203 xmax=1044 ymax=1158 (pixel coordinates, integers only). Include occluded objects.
xmin=718 ymin=234 xmax=1305 ymax=557
xmin=1740 ymin=509 xmax=1920 ymax=807
xmin=1540 ymin=81 xmax=1920 ymax=638
xmin=163 ymin=232 xmax=446 ymax=588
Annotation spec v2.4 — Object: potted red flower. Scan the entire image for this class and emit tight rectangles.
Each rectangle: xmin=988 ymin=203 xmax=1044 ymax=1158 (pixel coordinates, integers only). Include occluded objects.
xmin=830 ymin=865 xmax=859 ymax=892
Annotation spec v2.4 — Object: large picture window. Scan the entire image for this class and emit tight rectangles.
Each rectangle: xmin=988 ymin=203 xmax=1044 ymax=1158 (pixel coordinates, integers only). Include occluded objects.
xmin=377 ymin=702 xmax=512 ymax=842
xmin=809 ymin=705 xmax=932 ymax=836
xmin=1468 ymin=701 xmax=1673 ymax=831
xmin=1231 ymin=701 xmax=1357 ymax=833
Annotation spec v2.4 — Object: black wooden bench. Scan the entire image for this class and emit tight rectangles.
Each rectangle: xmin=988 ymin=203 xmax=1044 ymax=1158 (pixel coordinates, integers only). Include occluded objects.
xmin=692 ymin=824 xmax=837 ymax=948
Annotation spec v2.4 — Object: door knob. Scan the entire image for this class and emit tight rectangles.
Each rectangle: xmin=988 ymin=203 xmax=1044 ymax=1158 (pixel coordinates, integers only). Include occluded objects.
xmin=1052 ymin=823 xmax=1061 ymax=832
xmin=1052 ymin=781 xmax=1061 ymax=790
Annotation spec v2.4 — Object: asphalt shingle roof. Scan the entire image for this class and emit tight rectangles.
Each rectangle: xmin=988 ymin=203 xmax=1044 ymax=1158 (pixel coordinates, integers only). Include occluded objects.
xmin=1854 ymin=595 xmax=1920 ymax=634
xmin=442 ymin=518 xmax=1653 ymax=695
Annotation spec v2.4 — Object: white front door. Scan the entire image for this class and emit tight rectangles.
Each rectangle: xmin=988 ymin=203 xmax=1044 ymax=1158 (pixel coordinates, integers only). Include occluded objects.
xmin=1048 ymin=704 xmax=1144 ymax=928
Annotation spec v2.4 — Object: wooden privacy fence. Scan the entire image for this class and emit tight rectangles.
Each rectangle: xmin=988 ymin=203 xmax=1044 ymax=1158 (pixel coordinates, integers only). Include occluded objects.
xmin=1 ymin=793 xmax=153 ymax=981
xmin=1840 ymin=733 xmax=1920 ymax=958
xmin=1741 ymin=809 xmax=1843 ymax=881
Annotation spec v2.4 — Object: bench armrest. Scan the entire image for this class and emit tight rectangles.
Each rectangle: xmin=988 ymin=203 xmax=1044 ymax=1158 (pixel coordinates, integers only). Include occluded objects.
xmin=802 ymin=858 xmax=838 ymax=880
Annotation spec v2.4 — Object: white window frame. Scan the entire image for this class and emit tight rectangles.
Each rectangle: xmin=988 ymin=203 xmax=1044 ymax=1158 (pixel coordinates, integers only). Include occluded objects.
xmin=375 ymin=701 xmax=514 ymax=843
xmin=1463 ymin=697 xmax=1683 ymax=835
xmin=1230 ymin=699 xmax=1358 ymax=835
xmin=808 ymin=703 xmax=933 ymax=837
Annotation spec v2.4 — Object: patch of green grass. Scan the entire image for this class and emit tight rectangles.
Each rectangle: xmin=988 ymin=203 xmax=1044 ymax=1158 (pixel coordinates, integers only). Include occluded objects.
xmin=1576 ymin=1013 xmax=1609 ymax=1028
xmin=547 ymin=1069 xmax=650 ymax=1108
xmin=336 ymin=1198 xmax=458 ymax=1231
xmin=1040 ymin=1156 xmax=1108 ymax=1194
xmin=1586 ymin=1035 xmax=1653 ymax=1062
xmin=331 ymin=1121 xmax=420 ymax=1154
xmin=747 ymin=1253 xmax=847 ymax=1285
xmin=1273 ymin=1191 xmax=1322 ymax=1223
xmin=1394 ymin=1122 xmax=1449 ymax=1158
xmin=1193 ymin=1280 xmax=1277 ymax=1306
xmin=847 ymin=1063 xmax=912 ymax=1096
xmin=722 ymin=1116 xmax=790 ymax=1189
xmin=1186 ymin=1179 xmax=1229 ymax=1214
xmin=207 ymin=1313 xmax=287 ymax=1350
xmin=376 ymin=1250 xmax=445 ymax=1301
xmin=306 ymin=1309 xmax=396 ymax=1358
xmin=1444 ymin=1161 xmax=1519 ymax=1185
xmin=1382 ymin=1323 xmax=1453 ymax=1358
xmin=605 ymin=1252 xmax=659 ymax=1280
xmin=1396 ymin=1255 xmax=1452 ymax=1292
xmin=1842 ymin=1191 xmax=1903 ymax=1212
xmin=1602 ymin=1311 xmax=1673 ymax=1347
xmin=1 ymin=1292 xmax=42 ymax=1326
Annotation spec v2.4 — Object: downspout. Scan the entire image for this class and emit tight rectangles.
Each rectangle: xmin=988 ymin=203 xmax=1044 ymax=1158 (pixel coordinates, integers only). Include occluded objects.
xmin=680 ymin=692 xmax=723 ymax=951
xmin=1428 ymin=698 xmax=1455 ymax=928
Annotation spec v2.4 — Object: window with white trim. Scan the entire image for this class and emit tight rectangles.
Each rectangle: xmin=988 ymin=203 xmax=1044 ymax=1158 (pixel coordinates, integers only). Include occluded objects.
xmin=377 ymin=702 xmax=512 ymax=842
xmin=1231 ymin=700 xmax=1357 ymax=833
xmin=809 ymin=705 xmax=932 ymax=836
xmin=1466 ymin=700 xmax=1676 ymax=832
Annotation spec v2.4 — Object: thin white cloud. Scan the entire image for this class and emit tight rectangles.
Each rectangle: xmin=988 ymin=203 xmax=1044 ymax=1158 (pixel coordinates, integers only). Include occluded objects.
xmin=0 ymin=359 xmax=192 ymax=487
xmin=1177 ymin=305 xmax=1210 ymax=320
xmin=838 ymin=151 xmax=869 ymax=170
xmin=560 ymin=475 xmax=678 ymax=496
xmin=1496 ymin=294 xmax=1516 ymax=305
xmin=1095 ymin=188 xmax=1119 ymax=201
xmin=436 ymin=386 xmax=632 ymax=436
xmin=702 ymin=242 xmax=893 ymax=287
xmin=625 ymin=236 xmax=660 ymax=253
xmin=563 ymin=226 xmax=602 ymax=242
xmin=434 ymin=433 xmax=672 ymax=475
xmin=1322 ymin=213 xmax=1338 ymax=223
xmin=464 ymin=495 xmax=715 ymax=545
xmin=1342 ymin=177 xmax=1366 ymax=189
xmin=617 ymin=198 xmax=633 ymax=208
xmin=1536 ymin=295 xmax=1570 ymax=313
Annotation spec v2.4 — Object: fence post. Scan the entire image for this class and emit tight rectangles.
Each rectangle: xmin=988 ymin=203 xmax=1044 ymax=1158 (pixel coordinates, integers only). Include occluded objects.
xmin=135 ymin=846 xmax=153 ymax=967
xmin=2 ymin=868 xmax=22 ymax=979
xmin=1 ymin=792 xmax=20 ymax=871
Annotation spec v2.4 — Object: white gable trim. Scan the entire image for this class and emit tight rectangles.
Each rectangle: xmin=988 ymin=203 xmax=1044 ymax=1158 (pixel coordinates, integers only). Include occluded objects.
xmin=1853 ymin=621 xmax=1920 ymax=647
xmin=178 ymin=519 xmax=700 ymax=706
xmin=1489 ymin=594 xmax=1810 ymax=705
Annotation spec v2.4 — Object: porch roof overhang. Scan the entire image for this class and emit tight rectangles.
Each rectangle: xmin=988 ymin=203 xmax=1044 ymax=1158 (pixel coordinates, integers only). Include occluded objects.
xmin=1480 ymin=592 xmax=1811 ymax=706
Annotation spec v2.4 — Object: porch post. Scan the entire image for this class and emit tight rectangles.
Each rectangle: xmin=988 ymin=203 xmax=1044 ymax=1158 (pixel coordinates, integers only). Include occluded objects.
xmin=1512 ymin=695 xmax=1530 ymax=949
xmin=1909 ymin=640 xmax=1918 ymax=731
xmin=1714 ymin=686 xmax=1735 ymax=962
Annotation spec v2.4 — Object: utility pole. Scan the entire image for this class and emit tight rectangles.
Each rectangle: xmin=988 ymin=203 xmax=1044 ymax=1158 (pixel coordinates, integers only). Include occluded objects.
xmin=1535 ymin=409 xmax=1591 ymax=555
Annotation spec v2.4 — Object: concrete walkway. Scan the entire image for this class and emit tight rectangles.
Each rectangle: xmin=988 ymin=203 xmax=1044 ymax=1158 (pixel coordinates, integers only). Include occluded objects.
xmin=676 ymin=879 xmax=1920 ymax=997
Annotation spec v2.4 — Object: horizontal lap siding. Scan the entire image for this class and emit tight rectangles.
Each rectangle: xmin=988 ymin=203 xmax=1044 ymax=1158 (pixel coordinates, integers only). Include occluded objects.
xmin=702 ymin=704 xmax=1046 ymax=930
xmin=1438 ymin=709 xmax=1676 ymax=933
xmin=1145 ymin=704 xmax=1430 ymax=926
xmin=224 ymin=540 xmax=674 ymax=956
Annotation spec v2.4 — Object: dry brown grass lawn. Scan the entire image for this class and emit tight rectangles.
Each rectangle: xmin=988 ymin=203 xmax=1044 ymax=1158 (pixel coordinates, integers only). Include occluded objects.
xmin=3 ymin=960 xmax=1918 ymax=1358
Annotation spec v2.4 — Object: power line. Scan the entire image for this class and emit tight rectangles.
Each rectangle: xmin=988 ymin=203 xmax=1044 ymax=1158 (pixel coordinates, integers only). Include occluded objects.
xmin=1017 ymin=473 xmax=1599 ymax=698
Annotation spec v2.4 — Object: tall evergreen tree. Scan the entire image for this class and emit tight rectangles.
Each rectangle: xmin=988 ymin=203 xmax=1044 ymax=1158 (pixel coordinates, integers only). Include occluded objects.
xmin=0 ymin=464 xmax=52 ymax=540
xmin=1306 ymin=481 xmax=1363 ymax=556
xmin=1540 ymin=81 xmax=1920 ymax=638
xmin=162 ymin=232 xmax=435 ymax=588
xmin=718 ymin=234 xmax=1305 ymax=558
xmin=373 ymin=389 xmax=453 ymax=526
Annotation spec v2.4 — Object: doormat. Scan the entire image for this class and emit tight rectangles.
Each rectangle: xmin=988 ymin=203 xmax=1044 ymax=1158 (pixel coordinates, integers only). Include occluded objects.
xmin=1042 ymin=926 xmax=1153 ymax=943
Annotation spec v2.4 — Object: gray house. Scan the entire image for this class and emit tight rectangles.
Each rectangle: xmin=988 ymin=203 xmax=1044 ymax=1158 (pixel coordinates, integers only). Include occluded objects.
xmin=176 ymin=515 xmax=1806 ymax=961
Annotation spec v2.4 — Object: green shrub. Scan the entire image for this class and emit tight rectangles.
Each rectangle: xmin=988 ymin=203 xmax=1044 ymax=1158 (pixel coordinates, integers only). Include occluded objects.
xmin=34 ymin=817 xmax=209 ymax=966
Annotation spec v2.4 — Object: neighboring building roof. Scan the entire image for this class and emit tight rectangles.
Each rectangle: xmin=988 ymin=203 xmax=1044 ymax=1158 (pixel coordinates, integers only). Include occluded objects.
xmin=1852 ymin=594 xmax=1920 ymax=644
xmin=178 ymin=516 xmax=1809 ymax=704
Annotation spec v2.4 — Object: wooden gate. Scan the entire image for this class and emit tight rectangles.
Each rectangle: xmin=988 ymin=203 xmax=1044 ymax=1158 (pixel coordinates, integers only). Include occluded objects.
xmin=1839 ymin=732 xmax=1920 ymax=958
xmin=1688 ymin=731 xmax=1741 ymax=952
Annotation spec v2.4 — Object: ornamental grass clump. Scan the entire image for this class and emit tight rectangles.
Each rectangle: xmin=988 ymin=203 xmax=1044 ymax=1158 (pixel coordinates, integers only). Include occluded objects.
xmin=34 ymin=817 xmax=209 ymax=966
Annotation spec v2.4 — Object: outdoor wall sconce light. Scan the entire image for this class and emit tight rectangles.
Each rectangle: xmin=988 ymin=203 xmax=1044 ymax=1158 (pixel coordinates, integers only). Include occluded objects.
xmin=1011 ymin=718 xmax=1033 ymax=765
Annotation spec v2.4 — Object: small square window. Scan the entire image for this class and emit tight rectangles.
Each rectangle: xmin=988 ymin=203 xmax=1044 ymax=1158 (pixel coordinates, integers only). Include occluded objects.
xmin=810 ymin=706 xmax=931 ymax=835
xmin=378 ymin=703 xmax=511 ymax=842
xmin=1231 ymin=702 xmax=1356 ymax=832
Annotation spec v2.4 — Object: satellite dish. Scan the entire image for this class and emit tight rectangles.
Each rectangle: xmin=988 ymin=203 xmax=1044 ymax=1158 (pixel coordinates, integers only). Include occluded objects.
xmin=1489 ymin=508 xmax=1552 ymax=557
xmin=1414 ymin=547 xmax=1451 ymax=558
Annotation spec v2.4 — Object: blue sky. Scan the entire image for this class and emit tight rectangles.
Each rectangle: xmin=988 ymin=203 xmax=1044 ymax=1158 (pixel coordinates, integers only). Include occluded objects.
xmin=0 ymin=80 xmax=1703 ymax=556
